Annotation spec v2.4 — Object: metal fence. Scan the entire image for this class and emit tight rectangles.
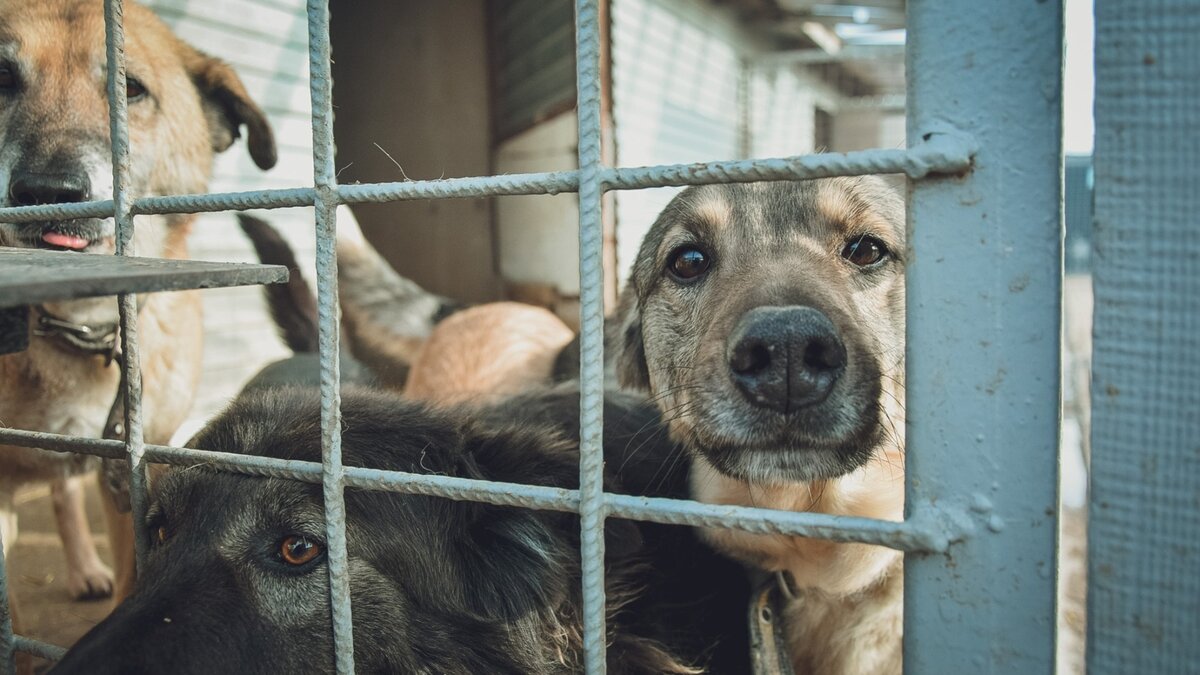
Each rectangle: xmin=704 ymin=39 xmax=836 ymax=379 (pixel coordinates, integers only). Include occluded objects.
xmin=0 ymin=0 xmax=1073 ymax=672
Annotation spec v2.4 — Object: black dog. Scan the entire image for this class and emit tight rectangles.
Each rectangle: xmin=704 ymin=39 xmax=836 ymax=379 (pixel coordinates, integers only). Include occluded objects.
xmin=50 ymin=386 xmax=748 ymax=674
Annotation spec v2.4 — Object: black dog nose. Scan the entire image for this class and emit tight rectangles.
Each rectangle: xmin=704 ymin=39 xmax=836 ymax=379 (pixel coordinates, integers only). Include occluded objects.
xmin=728 ymin=306 xmax=847 ymax=413
xmin=8 ymin=171 xmax=91 ymax=206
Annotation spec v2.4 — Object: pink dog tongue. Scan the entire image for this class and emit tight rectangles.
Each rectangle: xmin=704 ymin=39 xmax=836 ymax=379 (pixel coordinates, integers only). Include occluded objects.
xmin=42 ymin=232 xmax=90 ymax=250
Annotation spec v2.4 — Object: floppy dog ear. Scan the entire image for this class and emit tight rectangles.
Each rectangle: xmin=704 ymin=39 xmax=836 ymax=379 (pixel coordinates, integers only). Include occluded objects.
xmin=452 ymin=425 xmax=644 ymax=620
xmin=186 ymin=50 xmax=277 ymax=170
xmin=451 ymin=427 xmax=577 ymax=620
xmin=612 ymin=290 xmax=650 ymax=390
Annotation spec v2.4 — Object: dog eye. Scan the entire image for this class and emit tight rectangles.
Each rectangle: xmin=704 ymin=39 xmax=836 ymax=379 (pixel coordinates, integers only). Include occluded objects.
xmin=126 ymin=76 xmax=148 ymax=101
xmin=667 ymin=246 xmax=711 ymax=281
xmin=279 ymin=535 xmax=324 ymax=567
xmin=841 ymin=236 xmax=888 ymax=267
xmin=0 ymin=64 xmax=16 ymax=90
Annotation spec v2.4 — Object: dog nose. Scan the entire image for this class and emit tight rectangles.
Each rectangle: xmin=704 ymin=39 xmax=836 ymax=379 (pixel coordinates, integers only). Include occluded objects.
xmin=728 ymin=306 xmax=846 ymax=413
xmin=8 ymin=171 xmax=91 ymax=206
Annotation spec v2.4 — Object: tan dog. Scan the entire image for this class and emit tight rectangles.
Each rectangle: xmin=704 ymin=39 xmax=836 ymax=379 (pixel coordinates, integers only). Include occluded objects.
xmin=0 ymin=0 xmax=275 ymax=623
xmin=613 ymin=179 xmax=906 ymax=673
xmin=404 ymin=302 xmax=574 ymax=406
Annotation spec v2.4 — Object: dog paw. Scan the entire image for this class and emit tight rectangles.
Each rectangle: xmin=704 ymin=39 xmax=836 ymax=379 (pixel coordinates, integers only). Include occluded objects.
xmin=67 ymin=561 xmax=114 ymax=600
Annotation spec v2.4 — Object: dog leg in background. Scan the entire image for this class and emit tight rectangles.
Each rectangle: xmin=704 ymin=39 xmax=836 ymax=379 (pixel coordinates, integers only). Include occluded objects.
xmin=335 ymin=207 xmax=463 ymax=389
xmin=51 ymin=475 xmax=113 ymax=600
xmin=0 ymin=492 xmax=32 ymax=675
xmin=97 ymin=479 xmax=136 ymax=607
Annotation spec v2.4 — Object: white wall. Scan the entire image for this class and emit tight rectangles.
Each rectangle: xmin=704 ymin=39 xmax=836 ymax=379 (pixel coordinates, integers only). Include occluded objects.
xmin=144 ymin=0 xmax=319 ymax=441
xmin=611 ymin=0 xmax=745 ymax=287
xmin=831 ymin=108 xmax=906 ymax=153
xmin=493 ymin=112 xmax=582 ymax=296
xmin=610 ymin=0 xmax=853 ymax=287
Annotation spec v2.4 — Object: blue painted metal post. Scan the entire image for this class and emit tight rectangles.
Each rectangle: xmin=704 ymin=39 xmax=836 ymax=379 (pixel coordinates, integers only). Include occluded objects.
xmin=904 ymin=0 xmax=1062 ymax=672
xmin=1088 ymin=1 xmax=1200 ymax=671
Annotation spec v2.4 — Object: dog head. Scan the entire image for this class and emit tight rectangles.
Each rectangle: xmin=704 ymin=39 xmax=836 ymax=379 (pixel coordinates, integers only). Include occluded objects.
xmin=0 ymin=0 xmax=275 ymax=257
xmin=52 ymin=388 xmax=691 ymax=674
xmin=615 ymin=178 xmax=905 ymax=484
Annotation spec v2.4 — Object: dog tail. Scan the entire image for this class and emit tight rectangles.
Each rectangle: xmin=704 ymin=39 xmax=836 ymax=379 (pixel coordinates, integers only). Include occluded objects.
xmin=335 ymin=212 xmax=465 ymax=389
xmin=236 ymin=214 xmax=320 ymax=354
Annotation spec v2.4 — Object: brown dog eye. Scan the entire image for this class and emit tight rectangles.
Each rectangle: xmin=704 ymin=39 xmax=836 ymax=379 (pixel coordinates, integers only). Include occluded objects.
xmin=667 ymin=246 xmax=711 ymax=281
xmin=126 ymin=77 xmax=147 ymax=101
xmin=279 ymin=535 xmax=323 ymax=566
xmin=0 ymin=65 xmax=16 ymax=90
xmin=841 ymin=236 xmax=888 ymax=267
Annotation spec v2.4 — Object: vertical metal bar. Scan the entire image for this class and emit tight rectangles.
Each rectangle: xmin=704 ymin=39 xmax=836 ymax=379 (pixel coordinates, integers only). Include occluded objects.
xmin=0 ymin=528 xmax=14 ymax=675
xmin=1088 ymin=1 xmax=1200 ymax=672
xmin=103 ymin=0 xmax=150 ymax=565
xmin=305 ymin=1 xmax=354 ymax=673
xmin=575 ymin=0 xmax=607 ymax=672
xmin=904 ymin=1 xmax=1062 ymax=672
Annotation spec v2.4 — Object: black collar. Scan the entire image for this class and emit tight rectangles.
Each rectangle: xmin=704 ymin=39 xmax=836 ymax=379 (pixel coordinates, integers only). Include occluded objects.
xmin=31 ymin=304 xmax=121 ymax=364
xmin=749 ymin=571 xmax=797 ymax=675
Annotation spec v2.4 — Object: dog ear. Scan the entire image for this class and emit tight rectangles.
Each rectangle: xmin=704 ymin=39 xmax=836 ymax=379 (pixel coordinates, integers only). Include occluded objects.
xmin=450 ymin=427 xmax=577 ymax=620
xmin=186 ymin=50 xmax=277 ymax=170
xmin=612 ymin=290 xmax=650 ymax=390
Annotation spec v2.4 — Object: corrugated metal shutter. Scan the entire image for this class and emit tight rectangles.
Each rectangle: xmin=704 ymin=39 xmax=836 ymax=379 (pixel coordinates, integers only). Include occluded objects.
xmin=144 ymin=0 xmax=317 ymax=440
xmin=612 ymin=0 xmax=744 ymax=285
xmin=489 ymin=0 xmax=577 ymax=142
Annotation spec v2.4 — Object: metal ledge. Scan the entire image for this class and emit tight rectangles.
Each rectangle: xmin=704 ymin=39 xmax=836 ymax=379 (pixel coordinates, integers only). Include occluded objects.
xmin=0 ymin=248 xmax=287 ymax=309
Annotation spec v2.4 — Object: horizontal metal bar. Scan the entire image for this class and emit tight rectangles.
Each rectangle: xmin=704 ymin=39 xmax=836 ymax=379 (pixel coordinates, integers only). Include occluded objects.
xmin=604 ymin=135 xmax=971 ymax=188
xmin=0 ymin=138 xmax=975 ymax=222
xmin=604 ymin=493 xmax=943 ymax=552
xmin=0 ymin=200 xmax=115 ymax=223
xmin=0 ymin=428 xmax=954 ymax=552
xmin=338 ymin=171 xmax=581 ymax=202
xmin=135 ymin=188 xmax=316 ymax=215
xmin=13 ymin=636 xmax=66 ymax=662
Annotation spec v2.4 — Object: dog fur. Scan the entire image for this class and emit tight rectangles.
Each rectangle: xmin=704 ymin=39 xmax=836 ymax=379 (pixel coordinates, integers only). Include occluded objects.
xmin=335 ymin=213 xmax=464 ymax=389
xmin=234 ymin=214 xmax=752 ymax=672
xmin=404 ymin=302 xmax=575 ymax=406
xmin=0 ymin=0 xmax=274 ymax=613
xmin=50 ymin=384 xmax=756 ymax=674
xmin=613 ymin=178 xmax=907 ymax=673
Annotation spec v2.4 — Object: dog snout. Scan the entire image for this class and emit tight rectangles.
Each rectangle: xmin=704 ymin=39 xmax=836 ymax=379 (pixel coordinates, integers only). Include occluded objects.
xmin=8 ymin=170 xmax=92 ymax=206
xmin=728 ymin=306 xmax=846 ymax=413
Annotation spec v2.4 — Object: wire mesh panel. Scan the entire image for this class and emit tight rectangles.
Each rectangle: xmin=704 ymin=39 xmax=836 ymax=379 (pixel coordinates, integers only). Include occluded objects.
xmin=1088 ymin=0 xmax=1200 ymax=671
xmin=0 ymin=0 xmax=1072 ymax=673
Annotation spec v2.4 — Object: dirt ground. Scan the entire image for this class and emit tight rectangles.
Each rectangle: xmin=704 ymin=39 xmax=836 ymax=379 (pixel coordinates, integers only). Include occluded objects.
xmin=7 ymin=472 xmax=1089 ymax=672
xmin=9 ymin=478 xmax=115 ymax=673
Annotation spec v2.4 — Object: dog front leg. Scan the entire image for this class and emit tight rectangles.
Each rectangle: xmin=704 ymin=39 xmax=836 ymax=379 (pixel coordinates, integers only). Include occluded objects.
xmin=0 ymin=490 xmax=32 ymax=675
xmin=96 ymin=474 xmax=136 ymax=606
xmin=50 ymin=475 xmax=114 ymax=600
